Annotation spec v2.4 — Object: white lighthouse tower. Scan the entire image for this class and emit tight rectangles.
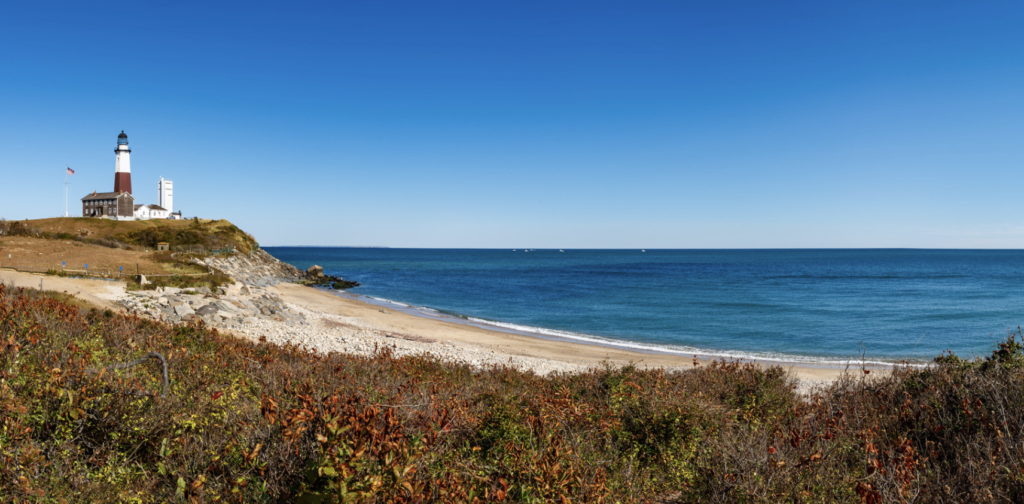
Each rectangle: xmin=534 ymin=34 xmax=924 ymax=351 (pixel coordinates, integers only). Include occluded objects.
xmin=114 ymin=131 xmax=132 ymax=194
xmin=158 ymin=177 xmax=173 ymax=213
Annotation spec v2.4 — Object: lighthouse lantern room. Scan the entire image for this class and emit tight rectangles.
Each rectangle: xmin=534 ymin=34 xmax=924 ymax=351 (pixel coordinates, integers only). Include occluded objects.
xmin=114 ymin=130 xmax=132 ymax=194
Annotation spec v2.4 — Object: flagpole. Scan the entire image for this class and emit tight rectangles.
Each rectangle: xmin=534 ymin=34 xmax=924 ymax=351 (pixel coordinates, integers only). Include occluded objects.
xmin=64 ymin=167 xmax=75 ymax=217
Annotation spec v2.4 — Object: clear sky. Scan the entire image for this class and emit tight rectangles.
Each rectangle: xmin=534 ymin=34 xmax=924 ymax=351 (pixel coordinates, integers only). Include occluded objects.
xmin=1 ymin=1 xmax=1022 ymax=248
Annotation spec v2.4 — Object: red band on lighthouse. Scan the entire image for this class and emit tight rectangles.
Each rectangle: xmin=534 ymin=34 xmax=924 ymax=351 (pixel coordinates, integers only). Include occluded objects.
xmin=114 ymin=172 xmax=132 ymax=194
xmin=114 ymin=130 xmax=132 ymax=194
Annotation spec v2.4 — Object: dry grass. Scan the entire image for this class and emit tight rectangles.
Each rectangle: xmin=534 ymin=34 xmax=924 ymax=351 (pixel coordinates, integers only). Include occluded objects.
xmin=8 ymin=217 xmax=259 ymax=255
xmin=0 ymin=235 xmax=180 ymax=275
xmin=0 ymin=217 xmax=245 ymax=282
xmin=24 ymin=217 xmax=212 ymax=241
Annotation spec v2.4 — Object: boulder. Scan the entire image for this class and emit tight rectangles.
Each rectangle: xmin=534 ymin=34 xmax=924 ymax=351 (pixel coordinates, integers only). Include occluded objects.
xmin=213 ymin=300 xmax=237 ymax=313
xmin=174 ymin=304 xmax=195 ymax=317
xmin=196 ymin=304 xmax=219 ymax=316
xmin=306 ymin=265 xmax=325 ymax=278
xmin=196 ymin=286 xmax=213 ymax=296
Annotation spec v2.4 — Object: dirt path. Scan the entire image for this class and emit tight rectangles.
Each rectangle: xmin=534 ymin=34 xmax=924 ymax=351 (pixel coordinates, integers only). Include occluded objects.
xmin=0 ymin=269 xmax=125 ymax=310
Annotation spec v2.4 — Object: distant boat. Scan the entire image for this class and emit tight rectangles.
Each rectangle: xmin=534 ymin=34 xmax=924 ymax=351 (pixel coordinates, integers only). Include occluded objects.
xmin=559 ymin=250 xmax=564 ymax=252
xmin=512 ymin=249 xmax=516 ymax=251
xmin=642 ymin=250 xmax=646 ymax=252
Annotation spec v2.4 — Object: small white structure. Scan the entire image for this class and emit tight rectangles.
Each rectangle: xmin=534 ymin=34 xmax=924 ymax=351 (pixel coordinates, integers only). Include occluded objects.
xmin=159 ymin=177 xmax=173 ymax=214
xmin=134 ymin=204 xmax=170 ymax=220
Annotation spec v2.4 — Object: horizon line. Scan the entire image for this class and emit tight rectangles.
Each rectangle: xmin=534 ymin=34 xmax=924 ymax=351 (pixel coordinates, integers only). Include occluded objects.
xmin=260 ymin=246 xmax=1024 ymax=251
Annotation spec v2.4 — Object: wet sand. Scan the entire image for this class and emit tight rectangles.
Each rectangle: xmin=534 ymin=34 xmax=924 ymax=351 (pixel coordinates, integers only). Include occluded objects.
xmin=269 ymin=282 xmax=857 ymax=383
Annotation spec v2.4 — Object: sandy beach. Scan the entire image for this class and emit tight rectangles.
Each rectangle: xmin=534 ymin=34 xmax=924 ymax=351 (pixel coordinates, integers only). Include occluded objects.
xmin=0 ymin=267 xmax=858 ymax=389
xmin=269 ymin=282 xmax=853 ymax=382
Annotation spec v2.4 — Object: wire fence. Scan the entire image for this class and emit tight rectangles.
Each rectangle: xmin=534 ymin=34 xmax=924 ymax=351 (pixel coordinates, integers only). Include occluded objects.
xmin=0 ymin=264 xmax=211 ymax=279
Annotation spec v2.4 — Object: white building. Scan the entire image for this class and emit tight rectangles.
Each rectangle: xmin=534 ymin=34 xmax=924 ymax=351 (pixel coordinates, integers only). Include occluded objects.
xmin=159 ymin=177 xmax=173 ymax=214
xmin=134 ymin=204 xmax=170 ymax=220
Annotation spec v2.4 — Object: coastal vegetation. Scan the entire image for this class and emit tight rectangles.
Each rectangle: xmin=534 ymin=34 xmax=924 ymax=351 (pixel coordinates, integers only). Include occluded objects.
xmin=123 ymin=271 xmax=234 ymax=293
xmin=1 ymin=218 xmax=262 ymax=291
xmin=2 ymin=284 xmax=1024 ymax=502
xmin=2 ymin=217 xmax=259 ymax=255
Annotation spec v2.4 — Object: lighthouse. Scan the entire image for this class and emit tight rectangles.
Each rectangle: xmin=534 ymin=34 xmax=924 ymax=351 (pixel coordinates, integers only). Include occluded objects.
xmin=114 ymin=130 xmax=132 ymax=194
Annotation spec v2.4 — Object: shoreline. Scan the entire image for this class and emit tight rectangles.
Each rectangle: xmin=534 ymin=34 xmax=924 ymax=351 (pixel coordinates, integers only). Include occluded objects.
xmin=267 ymin=282 xmax=874 ymax=385
xmin=0 ymin=266 xmax=877 ymax=387
xmin=332 ymin=288 xmax=913 ymax=370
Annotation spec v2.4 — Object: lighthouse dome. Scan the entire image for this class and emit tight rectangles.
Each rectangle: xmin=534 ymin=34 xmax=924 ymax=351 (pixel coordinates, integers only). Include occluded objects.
xmin=117 ymin=131 xmax=128 ymax=145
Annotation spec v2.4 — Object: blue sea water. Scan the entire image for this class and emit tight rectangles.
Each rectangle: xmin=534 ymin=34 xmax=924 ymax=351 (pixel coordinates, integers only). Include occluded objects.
xmin=263 ymin=248 xmax=1024 ymax=365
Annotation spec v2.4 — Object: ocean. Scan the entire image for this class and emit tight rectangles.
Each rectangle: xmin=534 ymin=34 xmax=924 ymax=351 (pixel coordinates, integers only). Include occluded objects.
xmin=263 ymin=248 xmax=1024 ymax=365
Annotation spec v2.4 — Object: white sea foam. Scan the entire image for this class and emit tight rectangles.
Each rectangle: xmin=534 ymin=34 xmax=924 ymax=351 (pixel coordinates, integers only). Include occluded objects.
xmin=349 ymin=293 xmax=923 ymax=368
xmin=464 ymin=317 xmax=915 ymax=367
xmin=365 ymin=296 xmax=413 ymax=308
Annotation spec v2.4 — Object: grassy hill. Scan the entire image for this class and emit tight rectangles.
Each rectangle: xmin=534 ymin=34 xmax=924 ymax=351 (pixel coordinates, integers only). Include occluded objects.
xmin=13 ymin=217 xmax=260 ymax=255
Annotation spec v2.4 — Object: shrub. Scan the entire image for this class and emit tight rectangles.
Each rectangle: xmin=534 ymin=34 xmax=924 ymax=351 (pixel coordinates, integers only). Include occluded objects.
xmin=125 ymin=271 xmax=233 ymax=292
xmin=3 ymin=285 xmax=1024 ymax=502
xmin=0 ymin=219 xmax=40 ymax=237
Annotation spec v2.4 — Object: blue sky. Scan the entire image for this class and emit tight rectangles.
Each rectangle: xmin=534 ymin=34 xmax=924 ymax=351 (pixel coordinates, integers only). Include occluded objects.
xmin=1 ymin=1 xmax=1022 ymax=248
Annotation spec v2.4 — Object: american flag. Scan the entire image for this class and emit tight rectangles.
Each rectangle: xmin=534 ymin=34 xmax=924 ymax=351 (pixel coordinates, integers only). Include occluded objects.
xmin=66 ymin=167 xmax=74 ymax=175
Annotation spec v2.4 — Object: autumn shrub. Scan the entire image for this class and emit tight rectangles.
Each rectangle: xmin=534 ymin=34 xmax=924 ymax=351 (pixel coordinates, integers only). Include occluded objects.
xmin=2 ymin=285 xmax=1024 ymax=503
